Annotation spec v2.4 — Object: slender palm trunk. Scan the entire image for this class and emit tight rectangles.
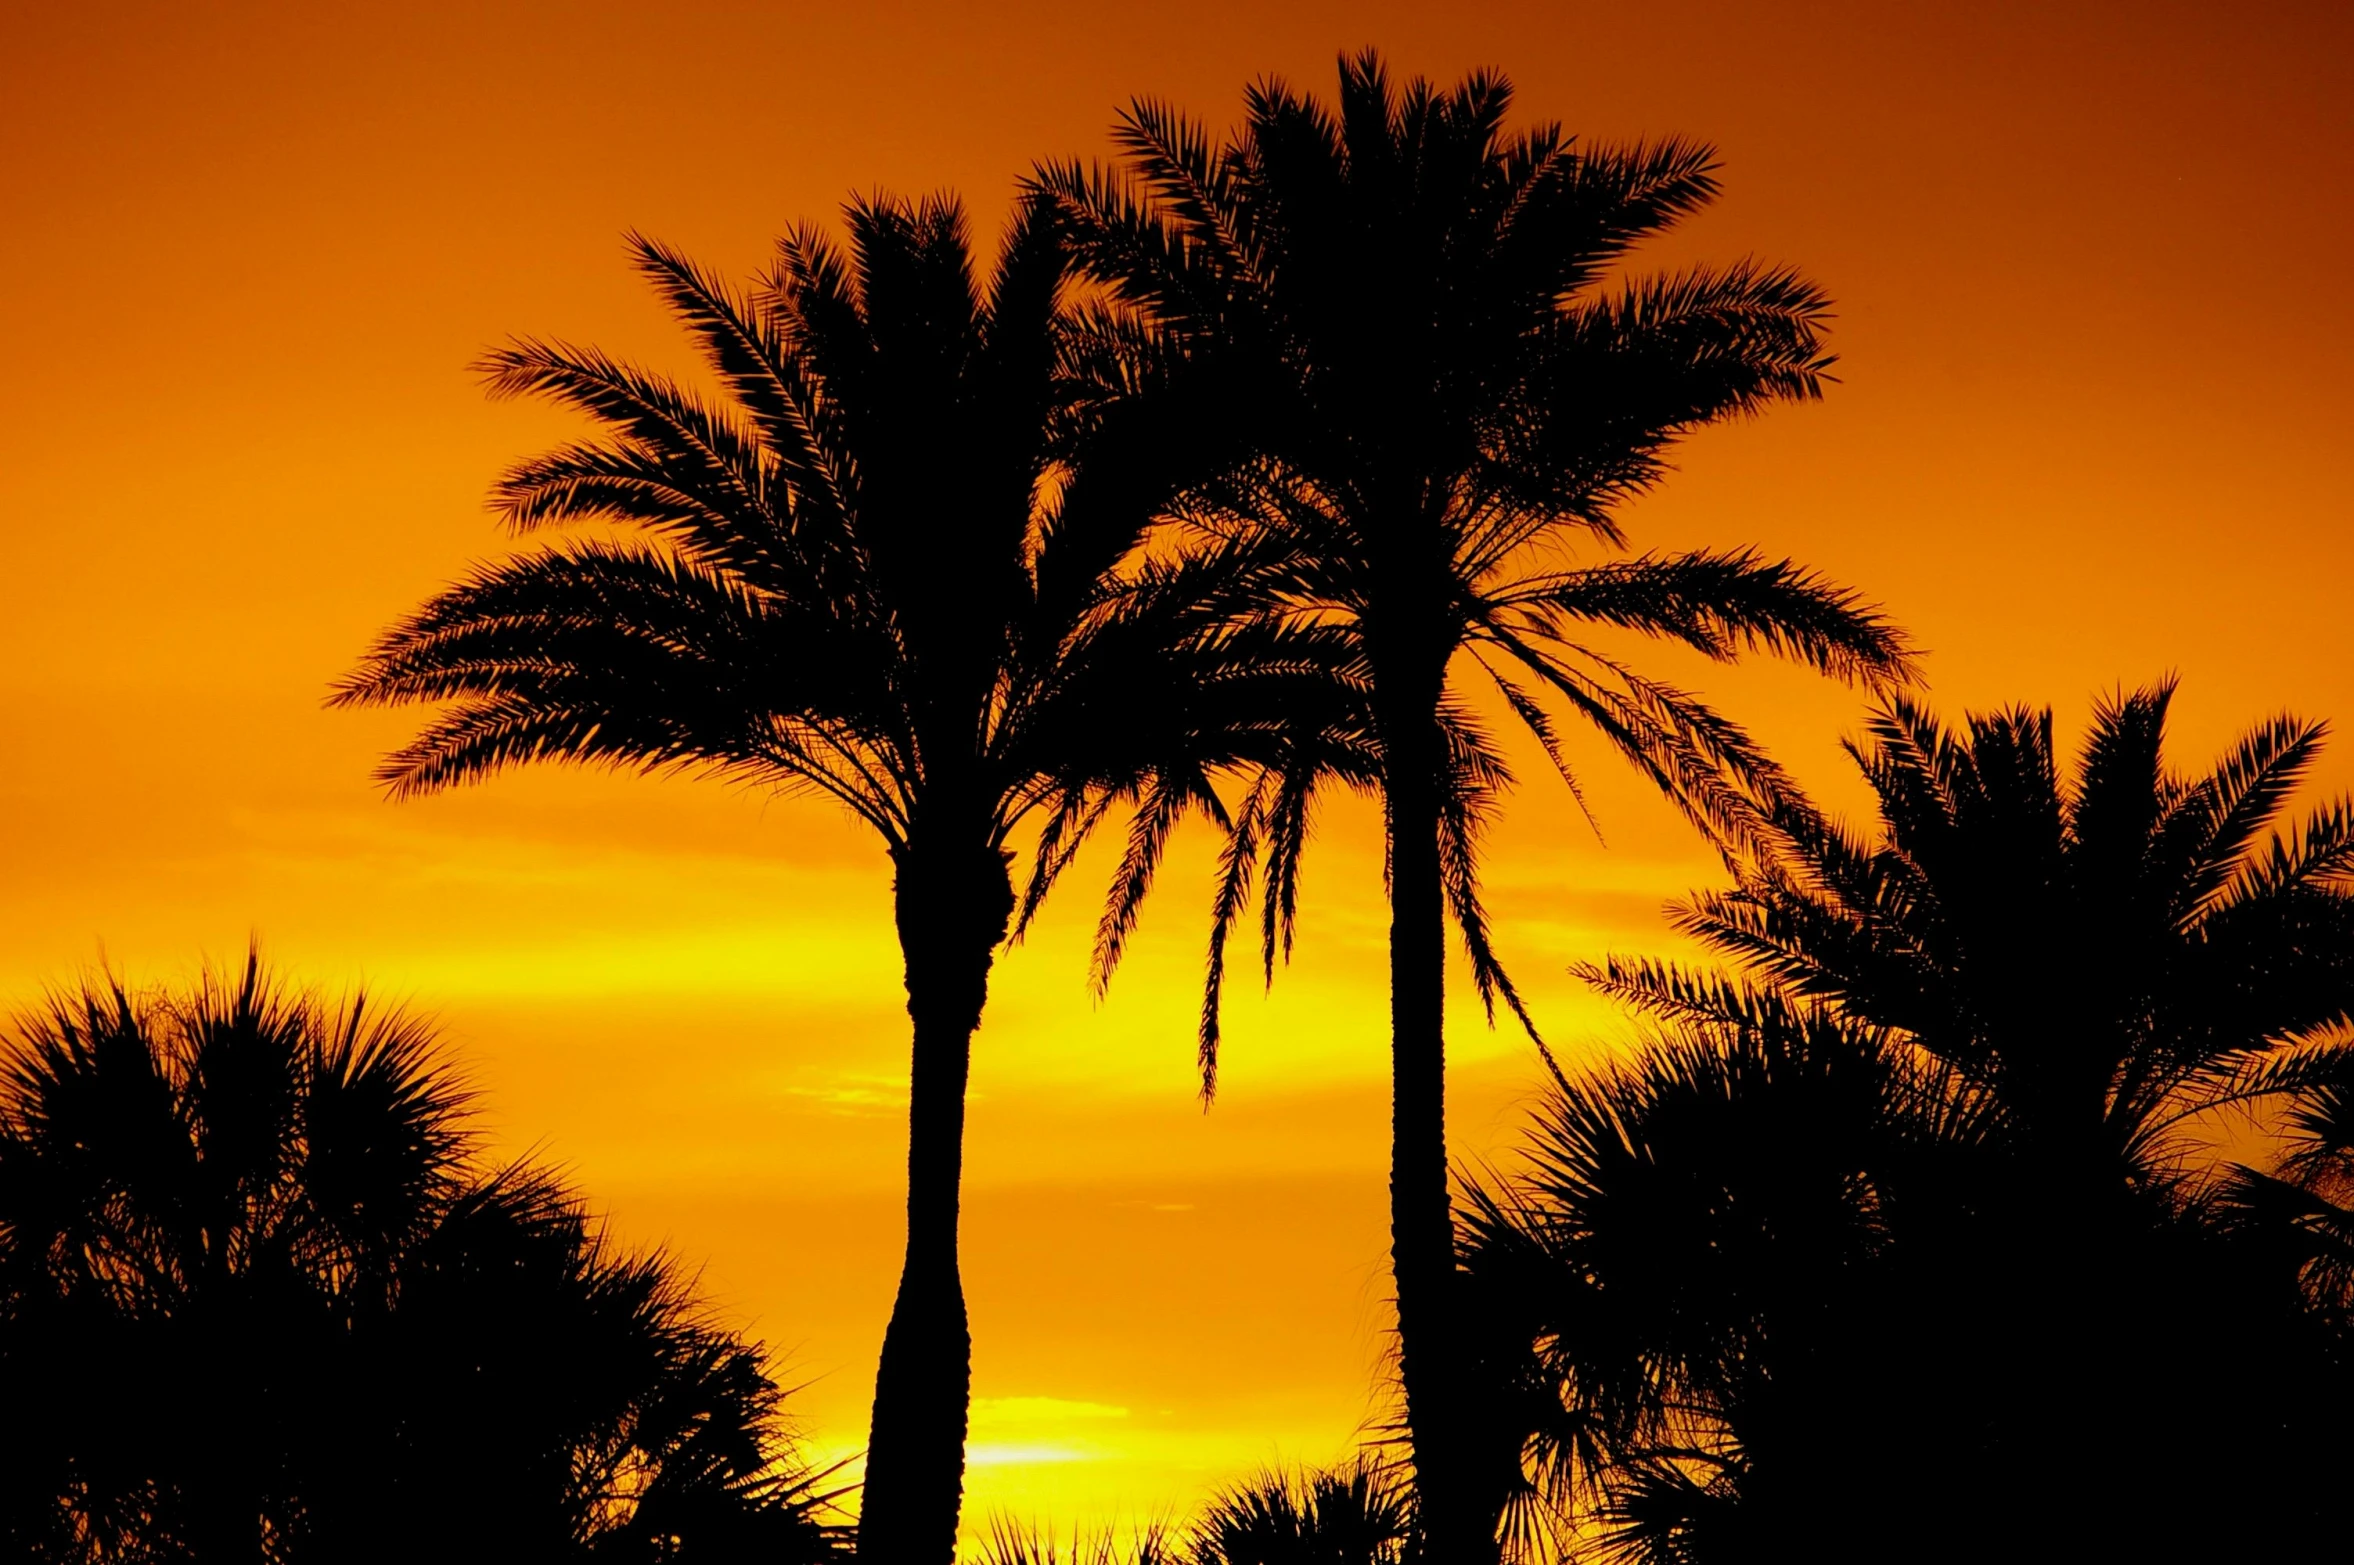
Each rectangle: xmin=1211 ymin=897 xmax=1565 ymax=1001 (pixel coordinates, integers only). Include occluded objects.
xmin=858 ymin=838 xmax=1013 ymax=1565
xmin=1379 ymin=690 xmax=1485 ymax=1563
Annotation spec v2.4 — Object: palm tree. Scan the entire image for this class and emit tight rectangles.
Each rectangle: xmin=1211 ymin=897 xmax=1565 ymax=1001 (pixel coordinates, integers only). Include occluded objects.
xmin=1035 ymin=53 xmax=1914 ymax=1552
xmin=0 ymin=954 xmax=843 ymax=1562
xmin=1472 ymin=683 xmax=2354 ymax=1559
xmin=1591 ymin=680 xmax=2354 ymax=1199
xmin=333 ymin=193 xmax=1336 ymax=1563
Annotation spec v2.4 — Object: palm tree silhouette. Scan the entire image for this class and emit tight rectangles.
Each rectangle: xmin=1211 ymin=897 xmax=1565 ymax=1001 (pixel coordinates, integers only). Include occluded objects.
xmin=1592 ymin=680 xmax=2354 ymax=1195
xmin=1458 ymin=994 xmax=1941 ymax=1563
xmin=1469 ymin=684 xmax=2354 ymax=1559
xmin=0 ymin=954 xmax=843 ymax=1562
xmin=333 ymin=193 xmax=1340 ymax=1563
xmin=1035 ymin=52 xmax=1913 ymax=1552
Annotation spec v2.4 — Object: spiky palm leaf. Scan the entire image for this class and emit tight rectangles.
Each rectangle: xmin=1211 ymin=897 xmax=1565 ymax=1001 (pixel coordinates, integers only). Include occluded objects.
xmin=1187 ymin=1460 xmax=1416 ymax=1565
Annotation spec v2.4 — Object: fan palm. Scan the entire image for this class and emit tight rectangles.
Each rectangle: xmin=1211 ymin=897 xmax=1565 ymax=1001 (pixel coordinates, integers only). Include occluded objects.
xmin=1186 ymin=1460 xmax=1416 ymax=1565
xmin=333 ymin=192 xmax=1337 ymax=1564
xmin=0 ymin=955 xmax=842 ymax=1563
xmin=976 ymin=1460 xmax=1410 ymax=1565
xmin=1469 ymin=1018 xmax=2354 ymax=1565
xmin=1460 ymin=992 xmax=2022 ymax=1563
xmin=1036 ymin=52 xmax=1914 ymax=1552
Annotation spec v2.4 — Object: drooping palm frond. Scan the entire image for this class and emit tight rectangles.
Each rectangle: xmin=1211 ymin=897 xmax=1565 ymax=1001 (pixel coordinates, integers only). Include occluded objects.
xmin=1488 ymin=550 xmax=1906 ymax=688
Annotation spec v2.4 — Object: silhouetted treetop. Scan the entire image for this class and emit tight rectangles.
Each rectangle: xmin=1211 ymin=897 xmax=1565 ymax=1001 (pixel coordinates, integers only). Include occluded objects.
xmin=0 ymin=954 xmax=843 ymax=1564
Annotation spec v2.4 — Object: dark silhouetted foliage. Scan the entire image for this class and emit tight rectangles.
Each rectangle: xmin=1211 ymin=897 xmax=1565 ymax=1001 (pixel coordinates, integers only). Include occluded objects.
xmin=0 ymin=956 xmax=844 ymax=1565
xmin=977 ymin=1522 xmax=1180 ymax=1565
xmin=1038 ymin=50 xmax=1913 ymax=1556
xmin=332 ymin=192 xmax=1353 ymax=1562
xmin=1186 ymin=1461 xmax=1414 ymax=1565
xmin=978 ymin=1461 xmax=1411 ymax=1565
xmin=1463 ymin=685 xmax=2354 ymax=1562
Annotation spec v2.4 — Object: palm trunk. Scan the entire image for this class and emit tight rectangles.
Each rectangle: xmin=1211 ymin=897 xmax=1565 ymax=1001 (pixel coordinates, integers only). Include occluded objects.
xmin=858 ymin=839 xmax=1012 ymax=1565
xmin=1381 ymin=697 xmax=1485 ymax=1563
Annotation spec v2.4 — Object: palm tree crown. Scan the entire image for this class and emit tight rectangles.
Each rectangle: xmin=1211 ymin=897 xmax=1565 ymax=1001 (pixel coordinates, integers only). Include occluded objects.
xmin=1046 ymin=56 xmax=1912 ymax=1049
xmin=1595 ymin=680 xmax=2354 ymax=1186
xmin=340 ymin=198 xmax=1260 ymax=875
xmin=1037 ymin=53 xmax=1914 ymax=1555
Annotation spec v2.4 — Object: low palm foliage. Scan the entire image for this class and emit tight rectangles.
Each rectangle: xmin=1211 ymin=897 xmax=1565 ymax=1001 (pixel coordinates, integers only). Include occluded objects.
xmin=976 ymin=1523 xmax=1179 ymax=1565
xmin=1187 ymin=1462 xmax=1415 ymax=1565
xmin=0 ymin=956 xmax=842 ymax=1564
xmin=1464 ymin=686 xmax=2354 ymax=1562
xmin=978 ymin=1461 xmax=1411 ymax=1565
xmin=1463 ymin=1000 xmax=1975 ymax=1563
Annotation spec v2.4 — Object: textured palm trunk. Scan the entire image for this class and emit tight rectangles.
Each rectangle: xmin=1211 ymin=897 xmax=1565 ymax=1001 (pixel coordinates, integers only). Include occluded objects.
xmin=858 ymin=839 xmax=1013 ymax=1565
xmin=1380 ymin=693 xmax=1486 ymax=1564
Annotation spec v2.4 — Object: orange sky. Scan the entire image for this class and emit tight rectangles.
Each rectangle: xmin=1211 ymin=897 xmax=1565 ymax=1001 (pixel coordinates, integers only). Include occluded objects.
xmin=5 ymin=0 xmax=2351 ymax=1539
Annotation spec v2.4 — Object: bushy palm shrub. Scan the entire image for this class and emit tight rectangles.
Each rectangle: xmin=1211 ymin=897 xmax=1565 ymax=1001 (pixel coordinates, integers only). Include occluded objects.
xmin=1461 ymin=687 xmax=2354 ymax=1562
xmin=979 ymin=1460 xmax=1410 ymax=1565
xmin=977 ymin=1522 xmax=1181 ymax=1565
xmin=0 ymin=956 xmax=844 ymax=1564
xmin=1187 ymin=1462 xmax=1413 ymax=1565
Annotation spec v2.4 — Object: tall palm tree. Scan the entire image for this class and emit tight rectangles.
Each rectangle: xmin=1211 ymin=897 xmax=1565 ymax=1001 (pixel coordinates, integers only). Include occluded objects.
xmin=0 ymin=954 xmax=843 ymax=1562
xmin=1036 ymin=53 xmax=1914 ymax=1552
xmin=334 ymin=195 xmax=1333 ymax=1563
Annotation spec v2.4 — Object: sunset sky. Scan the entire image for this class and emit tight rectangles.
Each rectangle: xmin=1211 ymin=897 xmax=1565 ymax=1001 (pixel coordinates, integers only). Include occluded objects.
xmin=4 ymin=0 xmax=2350 ymax=1539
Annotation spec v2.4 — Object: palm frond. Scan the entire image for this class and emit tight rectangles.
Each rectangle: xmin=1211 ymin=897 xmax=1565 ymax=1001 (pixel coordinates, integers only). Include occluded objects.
xmin=1493 ymin=549 xmax=1916 ymax=692
xmin=1196 ymin=773 xmax=1272 ymax=1100
xmin=1482 ymin=628 xmax=1804 ymax=861
xmin=1092 ymin=768 xmax=1219 ymax=996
